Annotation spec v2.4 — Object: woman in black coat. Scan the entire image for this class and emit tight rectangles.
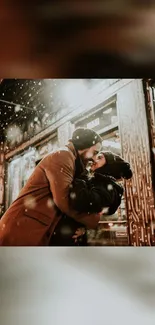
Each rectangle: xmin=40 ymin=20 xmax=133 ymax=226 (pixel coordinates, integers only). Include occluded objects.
xmin=37 ymin=151 xmax=133 ymax=246
xmin=50 ymin=172 xmax=124 ymax=246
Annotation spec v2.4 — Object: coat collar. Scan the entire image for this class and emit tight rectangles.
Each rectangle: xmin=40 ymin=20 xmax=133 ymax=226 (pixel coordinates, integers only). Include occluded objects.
xmin=65 ymin=141 xmax=78 ymax=158
xmin=66 ymin=141 xmax=86 ymax=177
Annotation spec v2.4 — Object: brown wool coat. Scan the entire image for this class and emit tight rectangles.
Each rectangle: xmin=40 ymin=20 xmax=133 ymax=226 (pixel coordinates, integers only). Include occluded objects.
xmin=0 ymin=142 xmax=100 ymax=246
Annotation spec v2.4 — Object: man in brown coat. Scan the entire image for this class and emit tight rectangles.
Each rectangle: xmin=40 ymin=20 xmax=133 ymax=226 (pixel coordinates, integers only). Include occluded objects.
xmin=0 ymin=128 xmax=103 ymax=246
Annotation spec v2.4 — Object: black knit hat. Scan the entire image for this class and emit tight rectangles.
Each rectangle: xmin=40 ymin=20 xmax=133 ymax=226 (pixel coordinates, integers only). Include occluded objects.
xmin=71 ymin=128 xmax=102 ymax=150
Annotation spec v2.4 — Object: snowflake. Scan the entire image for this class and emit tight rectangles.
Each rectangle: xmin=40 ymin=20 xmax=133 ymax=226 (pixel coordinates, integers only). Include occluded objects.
xmin=15 ymin=104 xmax=21 ymax=112
xmin=76 ymin=136 xmax=79 ymax=139
xmin=107 ymin=184 xmax=113 ymax=191
xmin=47 ymin=198 xmax=54 ymax=208
xmin=70 ymin=192 xmax=76 ymax=199
xmin=24 ymin=196 xmax=36 ymax=209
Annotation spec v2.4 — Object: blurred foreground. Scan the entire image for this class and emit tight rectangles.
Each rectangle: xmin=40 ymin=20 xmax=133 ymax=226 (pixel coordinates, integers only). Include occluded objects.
xmin=0 ymin=248 xmax=155 ymax=325
xmin=1 ymin=1 xmax=155 ymax=77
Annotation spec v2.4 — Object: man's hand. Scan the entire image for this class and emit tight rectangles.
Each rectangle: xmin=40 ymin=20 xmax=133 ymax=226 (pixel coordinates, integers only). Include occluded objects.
xmin=72 ymin=228 xmax=86 ymax=243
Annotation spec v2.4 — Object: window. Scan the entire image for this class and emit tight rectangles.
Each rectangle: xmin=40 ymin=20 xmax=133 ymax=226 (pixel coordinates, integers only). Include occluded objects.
xmin=74 ymin=96 xmax=129 ymax=245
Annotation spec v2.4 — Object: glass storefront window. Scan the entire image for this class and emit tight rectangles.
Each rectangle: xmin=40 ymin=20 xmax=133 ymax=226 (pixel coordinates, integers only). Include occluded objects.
xmin=21 ymin=150 xmax=36 ymax=187
xmin=74 ymin=96 xmax=128 ymax=245
xmin=6 ymin=136 xmax=59 ymax=209
xmin=7 ymin=157 xmax=22 ymax=207
xmin=37 ymin=137 xmax=58 ymax=160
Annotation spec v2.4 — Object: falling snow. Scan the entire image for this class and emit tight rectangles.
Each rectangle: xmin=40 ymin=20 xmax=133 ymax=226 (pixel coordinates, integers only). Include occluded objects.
xmin=2 ymin=223 xmax=6 ymax=229
xmin=70 ymin=192 xmax=76 ymax=199
xmin=24 ymin=196 xmax=37 ymax=209
xmin=107 ymin=184 xmax=113 ymax=191
xmin=47 ymin=198 xmax=54 ymax=208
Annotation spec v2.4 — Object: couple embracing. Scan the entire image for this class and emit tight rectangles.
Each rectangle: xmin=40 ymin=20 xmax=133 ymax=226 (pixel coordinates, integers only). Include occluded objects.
xmin=0 ymin=128 xmax=132 ymax=246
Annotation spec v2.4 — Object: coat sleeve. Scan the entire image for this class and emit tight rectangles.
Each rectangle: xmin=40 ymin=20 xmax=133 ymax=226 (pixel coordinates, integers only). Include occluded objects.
xmin=44 ymin=150 xmax=100 ymax=229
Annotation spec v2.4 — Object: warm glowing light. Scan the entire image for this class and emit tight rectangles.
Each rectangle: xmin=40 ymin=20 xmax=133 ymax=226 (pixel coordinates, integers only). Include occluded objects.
xmin=108 ymin=223 xmax=113 ymax=227
xmin=61 ymin=80 xmax=88 ymax=108
xmin=6 ymin=125 xmax=22 ymax=141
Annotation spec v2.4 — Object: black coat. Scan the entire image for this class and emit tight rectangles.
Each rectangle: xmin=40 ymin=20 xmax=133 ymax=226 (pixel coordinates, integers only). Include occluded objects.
xmin=49 ymin=215 xmax=87 ymax=246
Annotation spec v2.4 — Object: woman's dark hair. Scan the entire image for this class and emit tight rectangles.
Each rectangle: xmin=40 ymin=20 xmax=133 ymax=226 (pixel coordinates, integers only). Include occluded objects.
xmin=69 ymin=172 xmax=123 ymax=215
xmin=96 ymin=151 xmax=133 ymax=180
